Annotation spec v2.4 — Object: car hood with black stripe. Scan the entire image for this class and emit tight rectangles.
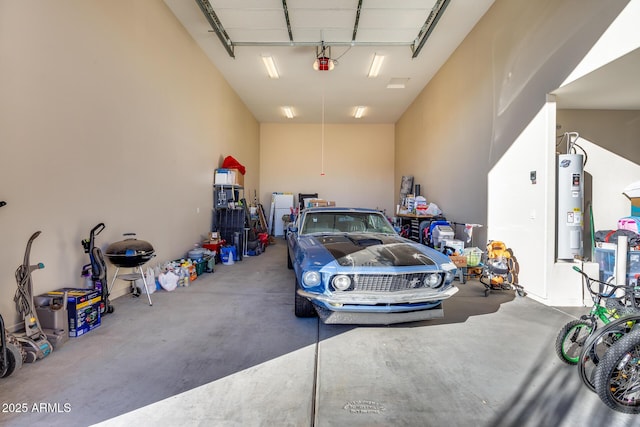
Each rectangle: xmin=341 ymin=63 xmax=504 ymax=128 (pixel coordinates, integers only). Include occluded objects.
xmin=300 ymin=233 xmax=450 ymax=268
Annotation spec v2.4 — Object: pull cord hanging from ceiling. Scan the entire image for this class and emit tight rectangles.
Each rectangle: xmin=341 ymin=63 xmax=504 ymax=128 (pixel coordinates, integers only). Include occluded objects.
xmin=321 ymin=83 xmax=325 ymax=177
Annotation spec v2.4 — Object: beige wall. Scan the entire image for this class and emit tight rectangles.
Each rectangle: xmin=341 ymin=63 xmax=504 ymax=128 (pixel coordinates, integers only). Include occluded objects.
xmin=260 ymin=123 xmax=395 ymax=216
xmin=0 ymin=0 xmax=259 ymax=325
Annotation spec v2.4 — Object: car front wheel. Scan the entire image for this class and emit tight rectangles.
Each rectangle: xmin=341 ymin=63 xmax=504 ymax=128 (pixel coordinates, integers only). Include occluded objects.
xmin=294 ymin=277 xmax=316 ymax=318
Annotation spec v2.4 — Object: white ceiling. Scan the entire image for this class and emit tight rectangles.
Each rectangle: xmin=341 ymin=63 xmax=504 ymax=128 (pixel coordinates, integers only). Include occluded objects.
xmin=164 ymin=0 xmax=495 ymax=123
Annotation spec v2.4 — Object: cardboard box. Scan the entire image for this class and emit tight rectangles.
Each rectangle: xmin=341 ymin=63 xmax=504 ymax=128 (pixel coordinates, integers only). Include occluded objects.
xmin=230 ymin=168 xmax=244 ymax=186
xmin=214 ymin=168 xmax=244 ymax=186
xmin=631 ymin=198 xmax=640 ymax=216
xmin=623 ymin=182 xmax=640 ymax=216
xmin=308 ymin=199 xmax=336 ymax=207
xmin=449 ymin=255 xmax=467 ymax=268
xmin=40 ymin=288 xmax=101 ymax=337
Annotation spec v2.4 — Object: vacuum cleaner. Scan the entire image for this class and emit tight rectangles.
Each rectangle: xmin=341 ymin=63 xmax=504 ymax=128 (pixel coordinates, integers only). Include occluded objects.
xmin=13 ymin=231 xmax=53 ymax=362
xmin=82 ymin=223 xmax=114 ymax=314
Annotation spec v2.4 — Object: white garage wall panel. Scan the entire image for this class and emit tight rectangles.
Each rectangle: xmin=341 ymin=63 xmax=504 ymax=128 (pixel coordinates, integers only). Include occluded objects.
xmin=488 ymin=104 xmax=556 ymax=301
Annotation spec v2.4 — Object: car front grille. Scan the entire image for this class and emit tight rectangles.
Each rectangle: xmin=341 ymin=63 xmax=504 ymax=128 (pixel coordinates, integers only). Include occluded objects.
xmin=339 ymin=273 xmax=439 ymax=292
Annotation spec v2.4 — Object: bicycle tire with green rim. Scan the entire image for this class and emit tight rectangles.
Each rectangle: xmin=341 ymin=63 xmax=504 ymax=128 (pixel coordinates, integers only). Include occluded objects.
xmin=555 ymin=319 xmax=594 ymax=365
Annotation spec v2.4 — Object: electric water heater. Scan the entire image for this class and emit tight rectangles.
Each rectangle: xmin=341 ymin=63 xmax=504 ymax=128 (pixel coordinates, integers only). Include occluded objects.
xmin=557 ymin=153 xmax=584 ymax=260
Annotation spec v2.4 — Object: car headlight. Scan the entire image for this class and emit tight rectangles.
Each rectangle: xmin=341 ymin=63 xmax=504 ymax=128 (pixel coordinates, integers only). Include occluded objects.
xmin=332 ymin=275 xmax=351 ymax=291
xmin=424 ymin=273 xmax=442 ymax=288
xmin=302 ymin=271 xmax=321 ymax=287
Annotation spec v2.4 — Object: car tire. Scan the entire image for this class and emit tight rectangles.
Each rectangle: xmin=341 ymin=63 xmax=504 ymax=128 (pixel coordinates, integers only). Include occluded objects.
xmin=294 ymin=278 xmax=316 ymax=318
xmin=287 ymin=247 xmax=293 ymax=270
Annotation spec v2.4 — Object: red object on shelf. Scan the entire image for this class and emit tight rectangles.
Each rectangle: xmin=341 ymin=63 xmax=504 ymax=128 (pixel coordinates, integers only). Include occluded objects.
xmin=203 ymin=242 xmax=224 ymax=253
xmin=221 ymin=156 xmax=245 ymax=175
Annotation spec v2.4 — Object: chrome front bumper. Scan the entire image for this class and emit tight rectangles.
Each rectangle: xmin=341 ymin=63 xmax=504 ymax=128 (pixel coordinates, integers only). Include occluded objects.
xmin=314 ymin=305 xmax=445 ymax=325
xmin=297 ymin=285 xmax=459 ymax=306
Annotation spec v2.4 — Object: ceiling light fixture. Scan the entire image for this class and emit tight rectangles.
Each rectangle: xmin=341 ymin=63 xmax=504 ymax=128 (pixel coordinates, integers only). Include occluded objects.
xmin=283 ymin=106 xmax=294 ymax=119
xmin=313 ymin=43 xmax=334 ymax=71
xmin=261 ymin=55 xmax=279 ymax=79
xmin=368 ymin=54 xmax=384 ymax=78
xmin=354 ymin=106 xmax=366 ymax=119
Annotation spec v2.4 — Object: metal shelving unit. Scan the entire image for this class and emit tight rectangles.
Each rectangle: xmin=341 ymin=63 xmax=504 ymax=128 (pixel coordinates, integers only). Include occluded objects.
xmin=212 ymin=184 xmax=245 ymax=260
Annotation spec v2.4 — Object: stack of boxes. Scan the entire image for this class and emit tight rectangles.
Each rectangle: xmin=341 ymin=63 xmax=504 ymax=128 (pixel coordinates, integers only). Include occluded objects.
xmin=36 ymin=288 xmax=101 ymax=338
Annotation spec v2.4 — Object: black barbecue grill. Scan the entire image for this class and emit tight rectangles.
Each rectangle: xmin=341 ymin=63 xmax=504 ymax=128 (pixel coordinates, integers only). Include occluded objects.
xmin=105 ymin=233 xmax=155 ymax=306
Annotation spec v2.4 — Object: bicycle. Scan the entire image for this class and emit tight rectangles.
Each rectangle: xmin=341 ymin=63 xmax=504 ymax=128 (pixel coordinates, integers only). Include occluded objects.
xmin=577 ymin=314 xmax=638 ymax=392
xmin=554 ymin=266 xmax=626 ymax=365
xmin=593 ymin=324 xmax=640 ymax=413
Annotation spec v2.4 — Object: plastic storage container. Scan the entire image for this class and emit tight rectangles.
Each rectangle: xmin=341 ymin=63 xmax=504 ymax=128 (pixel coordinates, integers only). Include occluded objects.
xmin=187 ymin=248 xmax=205 ymax=261
xmin=463 ymin=247 xmax=483 ymax=267
xmin=220 ymin=246 xmax=236 ymax=265
xmin=594 ymin=247 xmax=640 ymax=282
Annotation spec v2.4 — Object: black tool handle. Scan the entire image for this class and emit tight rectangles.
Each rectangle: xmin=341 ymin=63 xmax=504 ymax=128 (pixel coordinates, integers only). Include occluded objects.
xmin=91 ymin=223 xmax=105 ymax=237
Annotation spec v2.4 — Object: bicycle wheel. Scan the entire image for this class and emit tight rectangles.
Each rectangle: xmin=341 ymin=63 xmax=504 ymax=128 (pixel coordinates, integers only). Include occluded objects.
xmin=555 ymin=319 xmax=594 ymax=365
xmin=594 ymin=327 xmax=640 ymax=413
xmin=578 ymin=316 xmax=637 ymax=392
xmin=606 ymin=297 xmax=640 ymax=316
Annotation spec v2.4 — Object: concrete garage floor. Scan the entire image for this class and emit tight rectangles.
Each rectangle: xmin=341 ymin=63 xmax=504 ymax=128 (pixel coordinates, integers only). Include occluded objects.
xmin=1 ymin=241 xmax=638 ymax=427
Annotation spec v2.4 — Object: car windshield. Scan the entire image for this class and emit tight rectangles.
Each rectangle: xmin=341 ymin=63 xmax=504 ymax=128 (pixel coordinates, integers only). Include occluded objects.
xmin=300 ymin=211 xmax=397 ymax=235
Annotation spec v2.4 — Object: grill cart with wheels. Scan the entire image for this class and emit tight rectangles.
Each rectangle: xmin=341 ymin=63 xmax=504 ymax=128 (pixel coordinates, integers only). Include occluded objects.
xmin=106 ymin=233 xmax=156 ymax=306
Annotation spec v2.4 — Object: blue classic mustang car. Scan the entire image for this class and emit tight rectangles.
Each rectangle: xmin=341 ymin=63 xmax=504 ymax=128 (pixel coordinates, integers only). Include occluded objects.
xmin=286 ymin=207 xmax=459 ymax=325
